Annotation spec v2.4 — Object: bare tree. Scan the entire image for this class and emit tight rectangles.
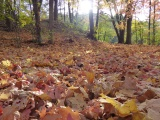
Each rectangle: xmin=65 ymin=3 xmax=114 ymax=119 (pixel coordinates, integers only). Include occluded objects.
xmin=96 ymin=0 xmax=100 ymax=28
xmin=89 ymin=0 xmax=95 ymax=40
xmin=148 ymin=0 xmax=151 ymax=45
xmin=54 ymin=0 xmax=58 ymax=21
xmin=152 ymin=0 xmax=156 ymax=45
xmin=68 ymin=1 xmax=73 ymax=23
xmin=48 ymin=0 xmax=54 ymax=44
xmin=32 ymin=0 xmax=43 ymax=44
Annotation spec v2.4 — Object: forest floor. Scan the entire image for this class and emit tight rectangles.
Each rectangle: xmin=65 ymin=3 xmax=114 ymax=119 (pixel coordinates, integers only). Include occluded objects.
xmin=0 ymin=24 xmax=160 ymax=120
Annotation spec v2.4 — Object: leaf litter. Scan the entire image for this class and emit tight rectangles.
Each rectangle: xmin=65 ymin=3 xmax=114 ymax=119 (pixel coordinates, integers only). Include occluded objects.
xmin=0 ymin=31 xmax=160 ymax=119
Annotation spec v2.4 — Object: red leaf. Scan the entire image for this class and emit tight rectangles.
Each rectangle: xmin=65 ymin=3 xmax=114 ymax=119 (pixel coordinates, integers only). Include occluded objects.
xmin=0 ymin=106 xmax=3 ymax=115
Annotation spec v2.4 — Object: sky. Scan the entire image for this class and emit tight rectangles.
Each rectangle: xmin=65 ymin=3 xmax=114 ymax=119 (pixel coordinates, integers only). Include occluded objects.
xmin=78 ymin=0 xmax=97 ymax=14
xmin=78 ymin=0 xmax=147 ymax=21
xmin=42 ymin=0 xmax=147 ymax=21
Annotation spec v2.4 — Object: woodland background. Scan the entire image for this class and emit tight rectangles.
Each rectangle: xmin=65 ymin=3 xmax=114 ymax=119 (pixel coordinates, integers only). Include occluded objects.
xmin=0 ymin=0 xmax=160 ymax=45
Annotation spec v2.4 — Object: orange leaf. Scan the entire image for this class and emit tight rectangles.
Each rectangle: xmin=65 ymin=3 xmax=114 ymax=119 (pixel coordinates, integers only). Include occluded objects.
xmin=36 ymin=106 xmax=47 ymax=119
xmin=57 ymin=107 xmax=80 ymax=120
xmin=85 ymin=71 xmax=95 ymax=84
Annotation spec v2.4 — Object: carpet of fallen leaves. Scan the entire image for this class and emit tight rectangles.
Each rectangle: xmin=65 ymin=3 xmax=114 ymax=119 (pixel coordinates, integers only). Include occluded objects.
xmin=0 ymin=30 xmax=160 ymax=120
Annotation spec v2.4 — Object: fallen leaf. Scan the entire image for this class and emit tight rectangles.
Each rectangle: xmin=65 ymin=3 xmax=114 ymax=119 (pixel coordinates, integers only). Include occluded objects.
xmin=20 ymin=109 xmax=31 ymax=120
xmin=132 ymin=112 xmax=146 ymax=120
xmin=36 ymin=106 xmax=47 ymax=119
xmin=85 ymin=71 xmax=95 ymax=84
xmin=38 ymin=93 xmax=52 ymax=101
xmin=0 ymin=106 xmax=18 ymax=120
xmin=65 ymin=59 xmax=75 ymax=66
xmin=57 ymin=107 xmax=81 ymax=120
xmin=146 ymin=98 xmax=160 ymax=120
xmin=100 ymin=93 xmax=138 ymax=117
xmin=66 ymin=93 xmax=87 ymax=111
xmin=0 ymin=106 xmax=3 ymax=115
xmin=0 ymin=93 xmax=10 ymax=100
xmin=2 ymin=60 xmax=11 ymax=68
xmin=137 ymin=89 xmax=156 ymax=103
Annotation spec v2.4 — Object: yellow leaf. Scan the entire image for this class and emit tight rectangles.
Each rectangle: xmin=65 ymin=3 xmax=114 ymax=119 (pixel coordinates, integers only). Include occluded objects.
xmin=0 ymin=79 xmax=8 ymax=85
xmin=119 ymin=99 xmax=138 ymax=117
xmin=147 ymin=78 xmax=156 ymax=84
xmin=38 ymin=93 xmax=52 ymax=101
xmin=2 ymin=60 xmax=11 ymax=67
xmin=0 ymin=93 xmax=10 ymax=100
xmin=26 ymin=58 xmax=32 ymax=63
xmin=85 ymin=71 xmax=95 ymax=84
xmin=100 ymin=93 xmax=120 ymax=107
xmin=65 ymin=59 xmax=74 ymax=66
xmin=100 ymin=93 xmax=138 ymax=117
xmin=107 ymin=117 xmax=114 ymax=120
xmin=85 ymin=50 xmax=92 ymax=54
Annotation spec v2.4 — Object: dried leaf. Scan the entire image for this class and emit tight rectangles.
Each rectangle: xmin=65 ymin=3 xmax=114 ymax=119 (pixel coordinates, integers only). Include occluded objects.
xmin=132 ymin=112 xmax=146 ymax=120
xmin=2 ymin=60 xmax=11 ymax=67
xmin=66 ymin=93 xmax=87 ymax=111
xmin=36 ymin=106 xmax=47 ymax=119
xmin=85 ymin=71 xmax=95 ymax=84
xmin=100 ymin=93 xmax=138 ymax=117
xmin=0 ymin=106 xmax=3 ymax=115
xmin=57 ymin=107 xmax=80 ymax=120
xmin=38 ymin=93 xmax=52 ymax=101
xmin=0 ymin=93 xmax=10 ymax=100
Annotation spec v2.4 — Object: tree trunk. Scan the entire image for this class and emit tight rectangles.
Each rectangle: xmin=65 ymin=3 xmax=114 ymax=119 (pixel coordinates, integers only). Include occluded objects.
xmin=72 ymin=7 xmax=74 ymax=23
xmin=152 ymin=0 xmax=156 ymax=45
xmin=15 ymin=0 xmax=21 ymax=48
xmin=108 ymin=3 xmax=124 ymax=43
xmin=125 ymin=0 xmax=133 ymax=44
xmin=135 ymin=14 xmax=138 ymax=43
xmin=5 ymin=0 xmax=17 ymax=31
xmin=139 ymin=23 xmax=144 ymax=44
xmin=68 ymin=2 xmax=73 ymax=23
xmin=0 ymin=0 xmax=4 ymax=14
xmin=48 ymin=0 xmax=54 ymax=44
xmin=63 ymin=0 xmax=66 ymax=22
xmin=126 ymin=17 xmax=132 ymax=44
xmin=29 ymin=0 xmax=33 ymax=20
xmin=96 ymin=1 xmax=100 ymax=28
xmin=148 ymin=0 xmax=151 ymax=45
xmin=89 ymin=0 xmax=95 ymax=40
xmin=110 ymin=16 xmax=120 ymax=42
xmin=75 ymin=4 xmax=79 ymax=25
xmin=64 ymin=0 xmax=65 ymax=22
xmin=59 ymin=2 xmax=62 ymax=18
xmin=119 ymin=29 xmax=125 ymax=43
xmin=32 ymin=0 xmax=42 ymax=44
xmin=54 ymin=0 xmax=58 ymax=21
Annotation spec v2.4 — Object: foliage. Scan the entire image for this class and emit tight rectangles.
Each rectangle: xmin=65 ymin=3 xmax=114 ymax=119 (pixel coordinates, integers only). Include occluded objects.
xmin=0 ymin=30 xmax=160 ymax=119
xmin=132 ymin=20 xmax=160 ymax=45
xmin=19 ymin=12 xmax=33 ymax=27
xmin=95 ymin=14 xmax=116 ymax=42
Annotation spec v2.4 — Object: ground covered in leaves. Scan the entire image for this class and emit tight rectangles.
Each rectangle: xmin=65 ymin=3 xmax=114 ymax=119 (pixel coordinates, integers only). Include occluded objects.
xmin=0 ymin=30 xmax=160 ymax=120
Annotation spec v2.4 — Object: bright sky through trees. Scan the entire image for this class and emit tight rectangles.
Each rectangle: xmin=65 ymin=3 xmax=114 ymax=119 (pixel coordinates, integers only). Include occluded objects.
xmin=78 ymin=0 xmax=97 ymax=14
xmin=78 ymin=0 xmax=147 ymax=20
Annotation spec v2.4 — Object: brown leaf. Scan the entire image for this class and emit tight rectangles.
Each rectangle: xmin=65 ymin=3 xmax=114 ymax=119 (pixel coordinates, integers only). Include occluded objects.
xmin=15 ymin=81 xmax=22 ymax=89
xmin=137 ymin=89 xmax=156 ymax=103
